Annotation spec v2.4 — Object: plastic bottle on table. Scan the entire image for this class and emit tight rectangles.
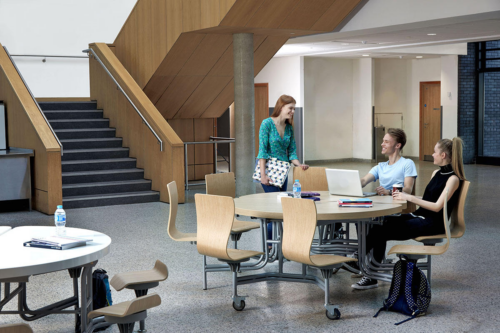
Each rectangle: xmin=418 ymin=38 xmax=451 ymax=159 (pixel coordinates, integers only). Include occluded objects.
xmin=293 ymin=179 xmax=301 ymax=199
xmin=54 ymin=205 xmax=66 ymax=236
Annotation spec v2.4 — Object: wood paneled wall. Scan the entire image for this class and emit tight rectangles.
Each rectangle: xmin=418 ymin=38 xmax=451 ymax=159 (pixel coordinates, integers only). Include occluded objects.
xmin=0 ymin=44 xmax=62 ymax=214
xmin=89 ymin=43 xmax=185 ymax=203
xmin=113 ymin=0 xmax=363 ymax=120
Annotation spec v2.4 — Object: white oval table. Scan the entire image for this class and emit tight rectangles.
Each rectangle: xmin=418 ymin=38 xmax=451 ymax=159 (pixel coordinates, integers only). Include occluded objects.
xmin=0 ymin=226 xmax=111 ymax=333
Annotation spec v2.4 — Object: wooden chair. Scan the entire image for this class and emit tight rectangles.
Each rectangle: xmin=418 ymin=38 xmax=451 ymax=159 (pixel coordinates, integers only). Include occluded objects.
xmin=388 ymin=189 xmax=454 ymax=285
xmin=293 ymin=167 xmax=329 ymax=191
xmin=281 ymin=197 xmax=357 ymax=320
xmin=110 ymin=260 xmax=168 ymax=332
xmin=195 ymin=194 xmax=263 ymax=311
xmin=166 ymin=181 xmax=196 ymax=243
xmin=205 ymin=172 xmax=260 ymax=245
xmin=0 ymin=324 xmax=33 ymax=333
xmin=88 ymin=293 xmax=161 ymax=333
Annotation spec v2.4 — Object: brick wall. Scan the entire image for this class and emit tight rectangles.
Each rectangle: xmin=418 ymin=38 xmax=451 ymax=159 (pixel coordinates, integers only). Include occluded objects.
xmin=457 ymin=43 xmax=477 ymax=164
xmin=483 ymin=71 xmax=500 ymax=156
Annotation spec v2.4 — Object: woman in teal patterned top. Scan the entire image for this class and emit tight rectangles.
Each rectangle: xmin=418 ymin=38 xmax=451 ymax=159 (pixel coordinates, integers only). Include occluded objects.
xmin=257 ymin=95 xmax=309 ymax=193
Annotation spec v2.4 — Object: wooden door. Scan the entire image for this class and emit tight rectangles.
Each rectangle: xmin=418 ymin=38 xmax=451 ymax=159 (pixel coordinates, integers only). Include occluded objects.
xmin=254 ymin=83 xmax=269 ymax=157
xmin=420 ymin=82 xmax=441 ymax=161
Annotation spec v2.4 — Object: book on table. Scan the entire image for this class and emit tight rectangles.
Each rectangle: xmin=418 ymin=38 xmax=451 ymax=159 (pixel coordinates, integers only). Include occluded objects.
xmin=338 ymin=198 xmax=373 ymax=208
xmin=23 ymin=235 xmax=93 ymax=250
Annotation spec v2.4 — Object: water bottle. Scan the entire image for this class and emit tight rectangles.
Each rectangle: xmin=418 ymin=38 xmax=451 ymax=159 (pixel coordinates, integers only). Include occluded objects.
xmin=54 ymin=205 xmax=66 ymax=236
xmin=293 ymin=179 xmax=301 ymax=199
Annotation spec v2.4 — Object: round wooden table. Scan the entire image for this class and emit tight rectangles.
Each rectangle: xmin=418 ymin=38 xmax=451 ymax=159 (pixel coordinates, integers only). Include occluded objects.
xmin=234 ymin=191 xmax=407 ymax=220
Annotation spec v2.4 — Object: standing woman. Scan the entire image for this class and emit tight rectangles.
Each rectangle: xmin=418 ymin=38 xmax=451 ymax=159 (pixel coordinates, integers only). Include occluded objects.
xmin=257 ymin=94 xmax=309 ymax=193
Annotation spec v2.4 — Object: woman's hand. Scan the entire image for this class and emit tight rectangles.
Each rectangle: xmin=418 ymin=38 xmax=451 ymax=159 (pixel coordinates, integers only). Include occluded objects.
xmin=299 ymin=164 xmax=309 ymax=171
xmin=393 ymin=191 xmax=411 ymax=201
xmin=376 ymin=186 xmax=390 ymax=196
xmin=261 ymin=174 xmax=271 ymax=186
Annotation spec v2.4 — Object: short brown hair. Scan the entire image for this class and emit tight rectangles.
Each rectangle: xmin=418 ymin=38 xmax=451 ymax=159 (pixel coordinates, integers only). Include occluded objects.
xmin=387 ymin=128 xmax=407 ymax=149
xmin=271 ymin=95 xmax=296 ymax=125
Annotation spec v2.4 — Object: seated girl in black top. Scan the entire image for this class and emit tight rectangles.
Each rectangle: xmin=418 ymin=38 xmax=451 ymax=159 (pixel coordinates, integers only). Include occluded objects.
xmin=352 ymin=137 xmax=466 ymax=290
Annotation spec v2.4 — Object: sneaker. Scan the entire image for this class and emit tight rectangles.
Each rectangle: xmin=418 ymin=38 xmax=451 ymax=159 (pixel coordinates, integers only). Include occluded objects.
xmin=351 ymin=276 xmax=378 ymax=290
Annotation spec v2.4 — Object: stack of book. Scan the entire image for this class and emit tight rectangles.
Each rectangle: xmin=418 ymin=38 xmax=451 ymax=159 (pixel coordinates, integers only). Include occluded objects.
xmin=338 ymin=198 xmax=373 ymax=208
xmin=24 ymin=235 xmax=92 ymax=250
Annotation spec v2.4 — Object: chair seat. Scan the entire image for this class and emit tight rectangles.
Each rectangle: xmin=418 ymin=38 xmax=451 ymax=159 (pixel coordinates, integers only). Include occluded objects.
xmin=110 ymin=260 xmax=168 ymax=291
xmin=88 ymin=294 xmax=161 ymax=319
xmin=231 ymin=219 xmax=260 ymax=234
xmin=227 ymin=248 xmax=264 ymax=261
xmin=0 ymin=323 xmax=33 ymax=333
xmin=414 ymin=234 xmax=446 ymax=242
xmin=309 ymin=254 xmax=357 ymax=267
xmin=387 ymin=244 xmax=447 ymax=256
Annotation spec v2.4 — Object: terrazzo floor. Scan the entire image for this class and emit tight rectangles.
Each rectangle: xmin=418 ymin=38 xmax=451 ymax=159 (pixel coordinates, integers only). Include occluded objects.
xmin=0 ymin=161 xmax=498 ymax=332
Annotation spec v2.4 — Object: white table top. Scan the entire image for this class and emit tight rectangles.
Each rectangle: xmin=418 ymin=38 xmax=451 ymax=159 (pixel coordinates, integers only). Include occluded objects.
xmin=234 ymin=191 xmax=407 ymax=220
xmin=0 ymin=226 xmax=11 ymax=236
xmin=0 ymin=226 xmax=111 ymax=280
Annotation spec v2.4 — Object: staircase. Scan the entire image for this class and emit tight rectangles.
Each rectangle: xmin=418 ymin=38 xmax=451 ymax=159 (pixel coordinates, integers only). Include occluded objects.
xmin=39 ymin=101 xmax=160 ymax=209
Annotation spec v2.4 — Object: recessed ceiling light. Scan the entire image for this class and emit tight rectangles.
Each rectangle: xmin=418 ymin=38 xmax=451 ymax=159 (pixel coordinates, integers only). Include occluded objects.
xmin=427 ymin=33 xmax=437 ymax=36
xmin=341 ymin=43 xmax=349 ymax=46
xmin=290 ymin=32 xmax=295 ymax=35
xmin=362 ymin=54 xmax=370 ymax=57
xmin=416 ymin=56 xmax=423 ymax=58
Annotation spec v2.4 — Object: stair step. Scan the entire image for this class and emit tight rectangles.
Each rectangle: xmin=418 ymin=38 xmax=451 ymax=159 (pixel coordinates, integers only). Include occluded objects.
xmin=61 ymin=138 xmax=123 ymax=150
xmin=55 ymin=128 xmax=116 ymax=139
xmin=62 ymin=168 xmax=144 ymax=184
xmin=44 ymin=110 xmax=103 ymax=120
xmin=39 ymin=101 xmax=97 ymax=110
xmin=62 ymin=191 xmax=159 ymax=209
xmin=49 ymin=119 xmax=109 ymax=129
xmin=62 ymin=148 xmax=129 ymax=161
xmin=62 ymin=179 xmax=151 ymax=196
xmin=61 ymin=158 xmax=136 ymax=172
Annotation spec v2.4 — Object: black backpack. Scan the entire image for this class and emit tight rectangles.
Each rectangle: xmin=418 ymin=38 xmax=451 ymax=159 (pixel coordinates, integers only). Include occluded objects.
xmin=374 ymin=256 xmax=431 ymax=325
xmin=92 ymin=269 xmax=113 ymax=310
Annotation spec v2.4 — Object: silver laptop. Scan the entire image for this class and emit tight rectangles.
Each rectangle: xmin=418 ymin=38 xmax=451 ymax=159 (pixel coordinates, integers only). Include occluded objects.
xmin=325 ymin=169 xmax=377 ymax=197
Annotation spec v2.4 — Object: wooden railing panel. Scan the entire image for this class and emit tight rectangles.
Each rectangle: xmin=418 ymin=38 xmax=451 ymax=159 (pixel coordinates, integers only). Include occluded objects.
xmin=89 ymin=43 xmax=185 ymax=203
xmin=0 ymin=44 xmax=62 ymax=214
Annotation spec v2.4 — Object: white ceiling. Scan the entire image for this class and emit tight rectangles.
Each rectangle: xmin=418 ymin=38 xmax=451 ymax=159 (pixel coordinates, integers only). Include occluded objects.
xmin=276 ymin=11 xmax=500 ymax=59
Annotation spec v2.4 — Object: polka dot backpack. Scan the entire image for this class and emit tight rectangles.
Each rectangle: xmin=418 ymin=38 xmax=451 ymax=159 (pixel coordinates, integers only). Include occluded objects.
xmin=374 ymin=255 xmax=431 ymax=325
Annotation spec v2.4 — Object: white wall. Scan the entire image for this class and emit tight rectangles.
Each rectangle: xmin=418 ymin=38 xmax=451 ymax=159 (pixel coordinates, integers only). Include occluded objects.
xmin=304 ymin=58 xmax=353 ymax=161
xmin=342 ymin=0 xmax=500 ymax=32
xmin=352 ymin=58 xmax=373 ymax=159
xmin=441 ymin=55 xmax=458 ymax=140
xmin=255 ymin=56 xmax=303 ymax=107
xmin=0 ymin=0 xmax=137 ymax=97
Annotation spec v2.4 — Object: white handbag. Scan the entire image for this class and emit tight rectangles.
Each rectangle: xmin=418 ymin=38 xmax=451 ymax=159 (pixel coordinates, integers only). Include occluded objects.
xmin=252 ymin=158 xmax=291 ymax=188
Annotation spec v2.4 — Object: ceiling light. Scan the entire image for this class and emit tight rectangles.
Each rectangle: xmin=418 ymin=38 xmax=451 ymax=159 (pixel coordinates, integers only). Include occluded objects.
xmin=362 ymin=54 xmax=370 ymax=57
xmin=341 ymin=43 xmax=349 ymax=46
xmin=416 ymin=56 xmax=423 ymax=59
xmin=427 ymin=33 xmax=437 ymax=36
xmin=290 ymin=32 xmax=295 ymax=35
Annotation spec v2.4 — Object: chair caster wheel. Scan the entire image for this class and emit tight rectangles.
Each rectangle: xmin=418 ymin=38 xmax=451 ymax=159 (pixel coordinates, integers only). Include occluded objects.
xmin=326 ymin=308 xmax=340 ymax=320
xmin=233 ymin=300 xmax=245 ymax=311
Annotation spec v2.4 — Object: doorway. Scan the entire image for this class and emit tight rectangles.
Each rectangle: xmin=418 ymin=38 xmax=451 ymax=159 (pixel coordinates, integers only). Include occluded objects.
xmin=254 ymin=83 xmax=269 ymax=157
xmin=419 ymin=81 xmax=441 ymax=161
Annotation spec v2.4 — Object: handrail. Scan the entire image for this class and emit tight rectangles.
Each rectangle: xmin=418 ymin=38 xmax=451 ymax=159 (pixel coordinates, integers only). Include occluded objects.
xmin=11 ymin=54 xmax=88 ymax=59
xmin=209 ymin=136 xmax=235 ymax=141
xmin=83 ymin=48 xmax=163 ymax=151
xmin=3 ymin=46 xmax=63 ymax=156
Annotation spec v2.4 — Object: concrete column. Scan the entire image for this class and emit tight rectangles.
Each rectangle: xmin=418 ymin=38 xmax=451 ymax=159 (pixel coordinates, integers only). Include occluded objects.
xmin=233 ymin=33 xmax=255 ymax=197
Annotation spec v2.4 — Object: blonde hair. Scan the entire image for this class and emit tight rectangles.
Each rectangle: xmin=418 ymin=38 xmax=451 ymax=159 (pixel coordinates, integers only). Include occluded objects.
xmin=437 ymin=137 xmax=466 ymax=180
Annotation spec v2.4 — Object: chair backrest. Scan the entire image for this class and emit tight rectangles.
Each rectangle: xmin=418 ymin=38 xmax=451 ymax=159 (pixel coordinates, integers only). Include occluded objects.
xmin=166 ymin=181 xmax=181 ymax=240
xmin=440 ymin=189 xmax=452 ymax=254
xmin=281 ymin=197 xmax=317 ymax=266
xmin=205 ymin=172 xmax=236 ymax=198
xmin=450 ymin=180 xmax=470 ymax=238
xmin=293 ymin=167 xmax=329 ymax=191
xmin=402 ymin=181 xmax=417 ymax=214
xmin=195 ymin=194 xmax=234 ymax=260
